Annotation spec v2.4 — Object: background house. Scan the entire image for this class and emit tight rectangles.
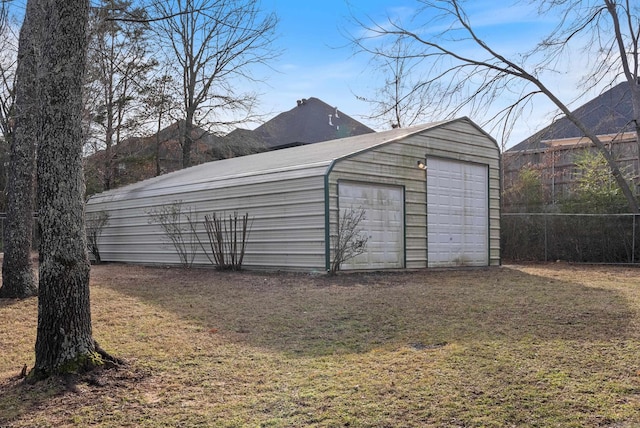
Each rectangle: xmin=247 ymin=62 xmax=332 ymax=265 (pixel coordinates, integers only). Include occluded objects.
xmin=86 ymin=117 xmax=500 ymax=271
xmin=248 ymin=97 xmax=375 ymax=149
xmin=84 ymin=97 xmax=374 ymax=195
xmin=503 ymin=82 xmax=638 ymax=210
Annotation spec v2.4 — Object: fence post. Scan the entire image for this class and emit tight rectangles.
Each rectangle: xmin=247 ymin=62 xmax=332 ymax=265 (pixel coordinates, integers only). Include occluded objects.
xmin=544 ymin=213 xmax=548 ymax=262
xmin=633 ymin=214 xmax=637 ymax=264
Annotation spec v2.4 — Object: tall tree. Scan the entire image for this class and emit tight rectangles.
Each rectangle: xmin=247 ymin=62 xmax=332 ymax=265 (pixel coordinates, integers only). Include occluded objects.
xmin=351 ymin=0 xmax=640 ymax=213
xmin=0 ymin=0 xmax=16 ymax=147
xmin=356 ymin=38 xmax=431 ymax=129
xmin=28 ymin=0 xmax=115 ymax=379
xmin=0 ymin=0 xmax=38 ymax=299
xmin=141 ymin=70 xmax=178 ymax=176
xmin=152 ymin=0 xmax=278 ymax=168
xmin=85 ymin=0 xmax=155 ymax=191
xmin=0 ymin=1 xmax=19 ymax=210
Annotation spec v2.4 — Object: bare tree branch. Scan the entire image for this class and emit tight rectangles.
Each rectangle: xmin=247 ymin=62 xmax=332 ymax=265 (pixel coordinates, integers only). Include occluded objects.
xmin=151 ymin=0 xmax=278 ymax=168
xmin=349 ymin=0 xmax=640 ymax=212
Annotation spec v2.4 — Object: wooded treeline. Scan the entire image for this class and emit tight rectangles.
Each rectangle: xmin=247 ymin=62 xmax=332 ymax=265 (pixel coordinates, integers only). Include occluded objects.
xmin=0 ymin=0 xmax=278 ymax=204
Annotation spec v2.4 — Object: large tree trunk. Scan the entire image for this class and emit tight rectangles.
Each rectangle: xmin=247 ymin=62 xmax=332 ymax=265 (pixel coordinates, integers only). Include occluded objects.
xmin=0 ymin=0 xmax=38 ymax=299
xmin=30 ymin=0 xmax=101 ymax=379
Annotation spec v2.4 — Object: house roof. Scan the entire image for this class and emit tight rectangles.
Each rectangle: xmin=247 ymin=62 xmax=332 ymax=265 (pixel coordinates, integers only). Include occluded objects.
xmin=85 ymin=98 xmax=375 ymax=195
xmin=223 ymin=128 xmax=264 ymax=146
xmin=87 ymin=97 xmax=372 ymax=166
xmin=251 ymin=97 xmax=375 ymax=149
xmin=90 ymin=118 xmax=475 ymax=203
xmin=87 ymin=121 xmax=218 ymax=164
xmin=508 ymin=81 xmax=635 ymax=152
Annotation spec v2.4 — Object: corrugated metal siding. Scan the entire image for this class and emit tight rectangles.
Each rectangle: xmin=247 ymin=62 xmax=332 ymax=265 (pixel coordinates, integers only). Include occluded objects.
xmin=87 ymin=117 xmax=500 ymax=271
xmin=327 ymin=118 xmax=500 ymax=268
xmin=327 ymin=141 xmax=428 ymax=269
xmin=88 ymin=172 xmax=328 ymax=270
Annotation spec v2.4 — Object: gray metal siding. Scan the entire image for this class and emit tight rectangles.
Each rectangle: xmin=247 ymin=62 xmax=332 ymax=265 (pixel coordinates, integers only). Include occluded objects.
xmin=327 ymin=119 xmax=500 ymax=268
xmin=88 ymin=173 xmax=327 ymax=270
xmin=87 ymin=117 xmax=500 ymax=271
xmin=327 ymin=146 xmax=427 ymax=269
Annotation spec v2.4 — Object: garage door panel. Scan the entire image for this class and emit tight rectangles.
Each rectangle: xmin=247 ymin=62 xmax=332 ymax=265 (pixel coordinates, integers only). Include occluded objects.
xmin=338 ymin=182 xmax=404 ymax=270
xmin=427 ymin=158 xmax=488 ymax=267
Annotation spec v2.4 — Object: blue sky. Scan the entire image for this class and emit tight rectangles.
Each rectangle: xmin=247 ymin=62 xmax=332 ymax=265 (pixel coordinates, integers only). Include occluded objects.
xmin=255 ymin=0 xmax=619 ymax=149
xmin=255 ymin=0 xmax=548 ymax=145
xmin=257 ymin=0 xmax=417 ymax=131
xmin=3 ymin=0 xmax=620 ymax=149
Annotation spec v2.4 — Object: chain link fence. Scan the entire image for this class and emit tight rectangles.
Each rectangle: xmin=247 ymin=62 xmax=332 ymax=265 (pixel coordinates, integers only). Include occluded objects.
xmin=502 ymin=213 xmax=640 ymax=264
xmin=1 ymin=212 xmax=638 ymax=265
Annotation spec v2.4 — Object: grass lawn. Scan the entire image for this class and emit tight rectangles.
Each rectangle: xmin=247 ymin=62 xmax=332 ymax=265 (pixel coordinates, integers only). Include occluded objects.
xmin=1 ymin=263 xmax=640 ymax=427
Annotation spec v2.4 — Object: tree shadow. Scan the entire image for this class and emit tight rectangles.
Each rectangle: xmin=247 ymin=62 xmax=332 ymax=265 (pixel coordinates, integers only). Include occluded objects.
xmin=94 ymin=264 xmax=635 ymax=357
xmin=2 ymin=264 xmax=636 ymax=427
xmin=0 ymin=296 xmax=36 ymax=308
xmin=0 ymin=364 xmax=148 ymax=427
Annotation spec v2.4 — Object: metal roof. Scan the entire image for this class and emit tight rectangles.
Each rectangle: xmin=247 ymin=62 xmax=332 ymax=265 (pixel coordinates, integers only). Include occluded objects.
xmin=89 ymin=120 xmax=452 ymax=201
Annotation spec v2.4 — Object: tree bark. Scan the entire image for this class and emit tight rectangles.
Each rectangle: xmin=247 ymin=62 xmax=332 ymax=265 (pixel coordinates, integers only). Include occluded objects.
xmin=0 ymin=0 xmax=39 ymax=299
xmin=603 ymin=0 xmax=640 ymax=209
xmin=182 ymin=112 xmax=194 ymax=168
xmin=352 ymin=0 xmax=640 ymax=212
xmin=30 ymin=0 xmax=101 ymax=378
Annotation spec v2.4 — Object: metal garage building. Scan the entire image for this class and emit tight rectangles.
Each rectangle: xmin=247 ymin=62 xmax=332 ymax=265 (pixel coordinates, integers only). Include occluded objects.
xmin=86 ymin=117 xmax=500 ymax=270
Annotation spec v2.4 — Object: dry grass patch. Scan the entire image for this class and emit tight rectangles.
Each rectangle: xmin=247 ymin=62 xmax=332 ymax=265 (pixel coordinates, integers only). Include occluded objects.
xmin=1 ymin=263 xmax=640 ymax=427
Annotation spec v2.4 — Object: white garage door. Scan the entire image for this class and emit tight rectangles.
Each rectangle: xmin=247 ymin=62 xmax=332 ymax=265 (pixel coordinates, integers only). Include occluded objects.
xmin=338 ymin=182 xmax=404 ymax=270
xmin=427 ymin=158 xmax=488 ymax=267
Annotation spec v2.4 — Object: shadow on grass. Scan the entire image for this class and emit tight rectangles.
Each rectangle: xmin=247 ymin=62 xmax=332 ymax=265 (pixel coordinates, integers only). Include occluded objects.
xmin=0 ymin=365 xmax=149 ymax=428
xmin=0 ymin=296 xmax=33 ymax=309
xmin=0 ymin=376 xmax=62 ymax=427
xmin=94 ymin=264 xmax=635 ymax=357
xmin=1 ymin=264 xmax=636 ymax=427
